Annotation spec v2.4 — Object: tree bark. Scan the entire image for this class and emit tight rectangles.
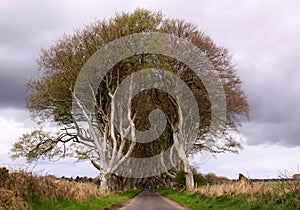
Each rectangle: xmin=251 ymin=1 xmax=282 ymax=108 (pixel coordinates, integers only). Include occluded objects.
xmin=183 ymin=159 xmax=194 ymax=191
xmin=172 ymin=94 xmax=195 ymax=191
xmin=100 ymin=173 xmax=109 ymax=191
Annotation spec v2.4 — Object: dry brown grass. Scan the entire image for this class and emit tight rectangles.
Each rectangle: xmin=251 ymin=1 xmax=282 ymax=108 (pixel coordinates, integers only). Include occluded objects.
xmin=0 ymin=188 xmax=29 ymax=210
xmin=191 ymin=179 xmax=300 ymax=208
xmin=193 ymin=181 xmax=279 ymax=197
xmin=0 ymin=167 xmax=104 ymax=210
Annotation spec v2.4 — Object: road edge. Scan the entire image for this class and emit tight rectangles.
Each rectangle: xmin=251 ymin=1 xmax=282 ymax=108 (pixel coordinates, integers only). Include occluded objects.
xmin=155 ymin=190 xmax=194 ymax=210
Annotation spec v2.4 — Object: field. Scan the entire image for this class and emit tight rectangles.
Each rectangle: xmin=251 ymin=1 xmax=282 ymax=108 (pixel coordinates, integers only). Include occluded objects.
xmin=158 ymin=180 xmax=300 ymax=209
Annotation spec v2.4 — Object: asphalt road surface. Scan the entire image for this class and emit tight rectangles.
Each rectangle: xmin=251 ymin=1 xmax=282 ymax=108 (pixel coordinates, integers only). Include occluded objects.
xmin=120 ymin=189 xmax=191 ymax=210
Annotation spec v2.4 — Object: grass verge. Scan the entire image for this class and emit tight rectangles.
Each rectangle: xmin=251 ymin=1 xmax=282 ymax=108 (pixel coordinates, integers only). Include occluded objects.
xmin=30 ymin=189 xmax=141 ymax=210
xmin=157 ymin=188 xmax=300 ymax=210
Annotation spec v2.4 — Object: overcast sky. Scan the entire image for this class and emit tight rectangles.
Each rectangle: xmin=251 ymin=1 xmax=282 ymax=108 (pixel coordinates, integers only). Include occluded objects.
xmin=0 ymin=0 xmax=299 ymax=179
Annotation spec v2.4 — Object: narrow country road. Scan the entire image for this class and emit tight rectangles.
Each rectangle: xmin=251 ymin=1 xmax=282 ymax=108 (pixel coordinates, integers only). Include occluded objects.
xmin=120 ymin=189 xmax=192 ymax=210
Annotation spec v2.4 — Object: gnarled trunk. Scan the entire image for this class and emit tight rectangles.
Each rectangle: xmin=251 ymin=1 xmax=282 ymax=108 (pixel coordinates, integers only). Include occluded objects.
xmin=172 ymin=94 xmax=195 ymax=191
xmin=100 ymin=173 xmax=109 ymax=191
xmin=183 ymin=159 xmax=194 ymax=191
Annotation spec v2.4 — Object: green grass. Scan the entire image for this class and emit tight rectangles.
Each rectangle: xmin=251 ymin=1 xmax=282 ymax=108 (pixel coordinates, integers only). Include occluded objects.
xmin=29 ymin=189 xmax=141 ymax=210
xmin=157 ymin=188 xmax=299 ymax=210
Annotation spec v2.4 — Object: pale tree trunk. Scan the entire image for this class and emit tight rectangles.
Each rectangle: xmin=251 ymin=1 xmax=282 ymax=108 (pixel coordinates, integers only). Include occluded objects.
xmin=102 ymin=76 xmax=136 ymax=191
xmin=173 ymin=132 xmax=195 ymax=191
xmin=74 ymin=75 xmax=137 ymax=192
xmin=100 ymin=172 xmax=108 ymax=191
xmin=90 ymin=159 xmax=109 ymax=190
xmin=182 ymin=158 xmax=194 ymax=191
xmin=172 ymin=94 xmax=195 ymax=191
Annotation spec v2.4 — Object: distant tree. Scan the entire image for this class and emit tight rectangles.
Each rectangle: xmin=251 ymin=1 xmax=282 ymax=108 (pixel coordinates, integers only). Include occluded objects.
xmin=293 ymin=174 xmax=300 ymax=179
xmin=194 ymin=173 xmax=205 ymax=187
xmin=204 ymin=172 xmax=231 ymax=185
xmin=175 ymin=170 xmax=205 ymax=189
xmin=11 ymin=9 xmax=249 ymax=190
xmin=203 ymin=172 xmax=218 ymax=185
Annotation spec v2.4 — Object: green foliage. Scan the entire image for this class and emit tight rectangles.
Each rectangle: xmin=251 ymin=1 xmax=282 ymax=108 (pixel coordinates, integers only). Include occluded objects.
xmin=28 ymin=8 xmax=163 ymax=124
xmin=194 ymin=173 xmax=205 ymax=186
xmin=203 ymin=173 xmax=230 ymax=185
xmin=174 ymin=171 xmax=205 ymax=188
xmin=174 ymin=170 xmax=186 ymax=186
xmin=175 ymin=171 xmax=229 ymax=188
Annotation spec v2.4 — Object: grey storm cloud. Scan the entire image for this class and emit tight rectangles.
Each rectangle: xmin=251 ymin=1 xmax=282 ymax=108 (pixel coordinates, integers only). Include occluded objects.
xmin=191 ymin=0 xmax=300 ymax=147
xmin=0 ymin=1 xmax=76 ymax=108
xmin=0 ymin=0 xmax=300 ymax=148
xmin=0 ymin=0 xmax=136 ymax=107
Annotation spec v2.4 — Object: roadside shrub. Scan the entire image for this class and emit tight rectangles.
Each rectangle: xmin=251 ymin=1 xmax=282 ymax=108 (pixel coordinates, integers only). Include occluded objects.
xmin=0 ymin=167 xmax=104 ymax=209
xmin=174 ymin=171 xmax=205 ymax=189
xmin=203 ymin=173 xmax=230 ymax=185
xmin=174 ymin=171 xmax=186 ymax=187
xmin=194 ymin=173 xmax=205 ymax=187
xmin=0 ymin=188 xmax=28 ymax=210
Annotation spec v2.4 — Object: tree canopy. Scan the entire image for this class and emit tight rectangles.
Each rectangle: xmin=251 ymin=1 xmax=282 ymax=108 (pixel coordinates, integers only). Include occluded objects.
xmin=11 ymin=9 xmax=249 ymax=190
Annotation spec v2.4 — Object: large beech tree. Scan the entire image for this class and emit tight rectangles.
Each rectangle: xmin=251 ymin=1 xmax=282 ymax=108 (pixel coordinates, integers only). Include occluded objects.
xmin=11 ymin=9 xmax=249 ymax=190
